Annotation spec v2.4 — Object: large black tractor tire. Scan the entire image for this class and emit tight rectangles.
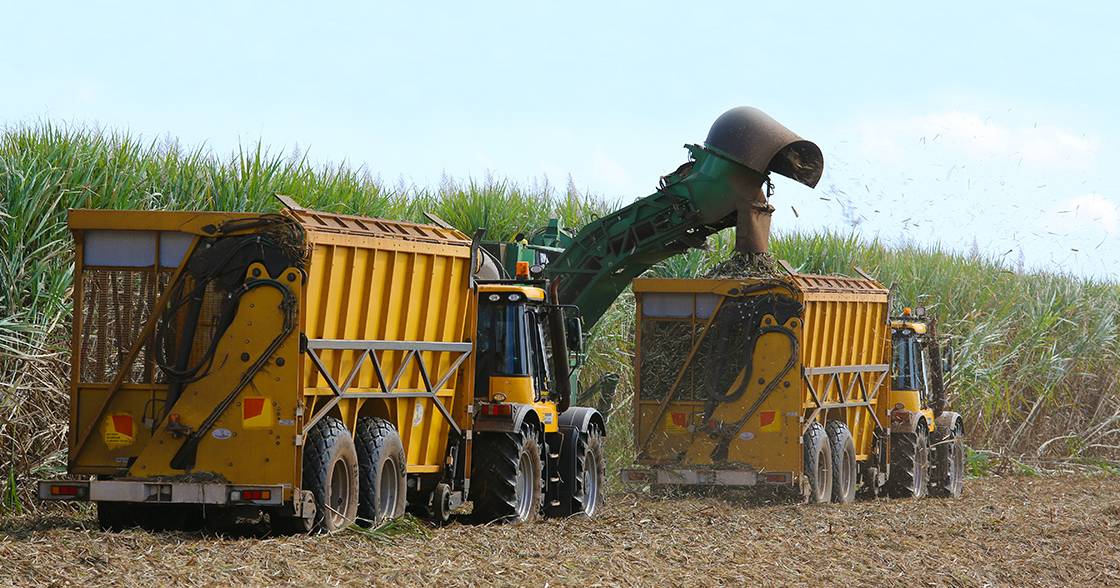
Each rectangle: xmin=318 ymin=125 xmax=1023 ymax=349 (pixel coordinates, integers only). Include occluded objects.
xmin=826 ymin=421 xmax=857 ymax=504
xmin=301 ymin=417 xmax=360 ymax=533
xmin=930 ymin=420 xmax=965 ymax=498
xmin=803 ymin=422 xmax=833 ymax=503
xmin=571 ymin=426 xmax=607 ymax=517
xmin=355 ymin=416 xmax=407 ymax=526
xmin=887 ymin=422 xmax=930 ymax=499
xmin=470 ymin=424 xmax=543 ymax=523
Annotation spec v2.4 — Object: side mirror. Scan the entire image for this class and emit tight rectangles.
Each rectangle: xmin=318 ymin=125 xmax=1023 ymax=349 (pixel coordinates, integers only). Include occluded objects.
xmin=563 ymin=308 xmax=584 ymax=360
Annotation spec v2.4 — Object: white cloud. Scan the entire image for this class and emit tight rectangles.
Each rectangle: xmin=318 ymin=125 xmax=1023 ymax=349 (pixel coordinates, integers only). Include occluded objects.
xmin=1053 ymin=193 xmax=1118 ymax=234
xmin=856 ymin=110 xmax=1097 ymax=168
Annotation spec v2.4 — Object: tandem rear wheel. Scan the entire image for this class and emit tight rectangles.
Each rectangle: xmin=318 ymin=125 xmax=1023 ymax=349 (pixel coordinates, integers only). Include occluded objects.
xmin=355 ymin=416 xmax=407 ymax=526
xmin=287 ymin=416 xmax=360 ymax=533
xmin=825 ymin=421 xmax=857 ymax=504
xmin=802 ymin=422 xmax=832 ymax=503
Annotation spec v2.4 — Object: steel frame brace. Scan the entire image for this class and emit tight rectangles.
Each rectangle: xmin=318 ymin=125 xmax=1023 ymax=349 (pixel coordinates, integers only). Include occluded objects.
xmin=303 ymin=338 xmax=472 ymax=436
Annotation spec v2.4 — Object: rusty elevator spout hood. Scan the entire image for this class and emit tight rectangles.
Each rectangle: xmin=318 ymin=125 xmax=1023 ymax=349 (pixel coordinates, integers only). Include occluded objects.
xmin=704 ymin=107 xmax=824 ymax=254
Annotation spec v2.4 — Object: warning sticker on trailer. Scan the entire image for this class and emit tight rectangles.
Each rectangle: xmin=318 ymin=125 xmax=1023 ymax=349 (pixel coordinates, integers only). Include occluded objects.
xmin=102 ymin=413 xmax=135 ymax=449
xmin=663 ymin=411 xmax=688 ymax=433
xmin=242 ymin=396 xmax=274 ymax=429
xmin=759 ymin=410 xmax=781 ymax=433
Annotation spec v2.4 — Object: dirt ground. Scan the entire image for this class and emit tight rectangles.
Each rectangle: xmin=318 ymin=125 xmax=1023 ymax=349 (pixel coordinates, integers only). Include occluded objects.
xmin=1 ymin=475 xmax=1118 ymax=587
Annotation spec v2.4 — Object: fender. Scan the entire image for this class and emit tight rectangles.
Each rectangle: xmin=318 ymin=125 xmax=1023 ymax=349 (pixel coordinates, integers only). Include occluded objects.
xmin=558 ymin=406 xmax=606 ymax=436
xmin=935 ymin=411 xmax=964 ymax=438
xmin=472 ymin=403 xmax=541 ymax=434
xmin=889 ymin=408 xmax=928 ymax=435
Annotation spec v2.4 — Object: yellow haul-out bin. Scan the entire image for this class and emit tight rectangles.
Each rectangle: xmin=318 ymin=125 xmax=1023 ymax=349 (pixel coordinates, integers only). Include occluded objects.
xmin=47 ymin=205 xmax=477 ymax=531
xmin=623 ymin=271 xmax=953 ymax=501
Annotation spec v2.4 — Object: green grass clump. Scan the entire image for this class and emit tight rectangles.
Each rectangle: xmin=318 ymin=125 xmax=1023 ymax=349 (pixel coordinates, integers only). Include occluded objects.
xmin=1 ymin=123 xmax=1119 ymax=504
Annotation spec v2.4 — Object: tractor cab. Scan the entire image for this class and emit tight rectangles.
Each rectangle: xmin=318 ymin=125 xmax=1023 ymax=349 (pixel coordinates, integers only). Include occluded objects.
xmin=473 ymin=270 xmax=584 ymax=410
xmin=474 ymin=283 xmax=555 ymax=404
xmin=890 ymin=309 xmax=932 ymax=405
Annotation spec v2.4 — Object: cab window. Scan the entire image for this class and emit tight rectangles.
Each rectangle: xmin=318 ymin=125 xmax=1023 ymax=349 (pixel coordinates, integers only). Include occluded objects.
xmin=526 ymin=310 xmax=554 ymax=397
xmin=474 ymin=302 xmax=530 ymax=398
xmin=891 ymin=332 xmax=926 ymax=392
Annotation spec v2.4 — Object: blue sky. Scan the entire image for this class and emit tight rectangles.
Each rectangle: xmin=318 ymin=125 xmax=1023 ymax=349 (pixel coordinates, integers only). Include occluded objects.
xmin=2 ymin=1 xmax=1117 ymax=277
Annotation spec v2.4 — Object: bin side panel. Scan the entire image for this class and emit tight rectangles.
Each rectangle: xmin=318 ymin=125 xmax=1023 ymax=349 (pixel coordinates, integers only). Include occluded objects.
xmin=798 ymin=274 xmax=889 ymax=461
xmin=301 ymin=228 xmax=472 ymax=471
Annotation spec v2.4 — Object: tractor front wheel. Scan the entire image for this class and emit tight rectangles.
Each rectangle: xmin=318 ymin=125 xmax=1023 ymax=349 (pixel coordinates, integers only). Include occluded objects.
xmin=572 ymin=426 xmax=606 ymax=517
xmin=930 ymin=420 xmax=965 ymax=498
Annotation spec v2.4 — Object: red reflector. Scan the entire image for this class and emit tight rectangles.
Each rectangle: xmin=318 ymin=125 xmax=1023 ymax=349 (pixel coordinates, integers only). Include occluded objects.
xmin=51 ymin=485 xmax=81 ymax=496
xmin=764 ymin=473 xmax=789 ymax=483
xmin=239 ymin=489 xmax=271 ymax=501
xmin=482 ymin=403 xmax=513 ymax=416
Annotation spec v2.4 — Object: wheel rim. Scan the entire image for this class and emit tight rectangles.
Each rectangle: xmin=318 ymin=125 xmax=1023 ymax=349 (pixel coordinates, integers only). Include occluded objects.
xmin=329 ymin=459 xmax=352 ymax=527
xmin=914 ymin=434 xmax=929 ymax=493
xmin=378 ymin=457 xmax=400 ymax=520
xmin=840 ymin=446 xmax=852 ymax=495
xmin=950 ymin=439 xmax=965 ymax=494
xmin=514 ymin=450 xmax=535 ymax=520
xmin=816 ymin=446 xmax=831 ymax=498
xmin=582 ymin=444 xmax=601 ymax=516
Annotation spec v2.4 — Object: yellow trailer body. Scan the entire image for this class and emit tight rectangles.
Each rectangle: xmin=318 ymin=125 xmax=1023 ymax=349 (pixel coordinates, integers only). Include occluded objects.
xmin=62 ymin=207 xmax=474 ymax=502
xmin=628 ymin=273 xmax=890 ymax=488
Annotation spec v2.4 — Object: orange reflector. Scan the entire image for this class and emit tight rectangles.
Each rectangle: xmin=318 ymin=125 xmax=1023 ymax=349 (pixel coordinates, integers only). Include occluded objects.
xmin=515 ymin=261 xmax=530 ymax=279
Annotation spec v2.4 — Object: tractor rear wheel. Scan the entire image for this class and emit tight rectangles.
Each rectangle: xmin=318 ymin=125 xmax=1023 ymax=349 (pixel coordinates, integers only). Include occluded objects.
xmin=802 ymin=422 xmax=832 ymax=503
xmin=470 ymin=423 xmax=543 ymax=523
xmin=826 ymin=421 xmax=857 ymax=504
xmin=572 ymin=426 xmax=606 ymax=517
xmin=930 ymin=420 xmax=965 ymax=498
xmin=888 ymin=422 xmax=930 ymax=499
xmin=302 ymin=416 xmax=359 ymax=533
xmin=355 ymin=416 xmax=407 ymax=526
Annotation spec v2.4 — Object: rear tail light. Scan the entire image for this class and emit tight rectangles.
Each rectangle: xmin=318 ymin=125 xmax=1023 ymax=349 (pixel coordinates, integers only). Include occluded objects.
xmin=763 ymin=472 xmax=792 ymax=484
xmin=230 ymin=488 xmax=272 ymax=502
xmin=47 ymin=484 xmax=87 ymax=499
xmin=480 ymin=403 xmax=513 ymax=417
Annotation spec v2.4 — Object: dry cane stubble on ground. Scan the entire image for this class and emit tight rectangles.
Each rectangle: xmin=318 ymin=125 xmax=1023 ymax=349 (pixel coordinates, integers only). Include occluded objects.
xmin=0 ymin=475 xmax=1117 ymax=587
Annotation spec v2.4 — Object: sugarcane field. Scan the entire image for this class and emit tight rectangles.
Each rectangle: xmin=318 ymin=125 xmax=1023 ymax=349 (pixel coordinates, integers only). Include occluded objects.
xmin=2 ymin=3 xmax=1119 ymax=587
